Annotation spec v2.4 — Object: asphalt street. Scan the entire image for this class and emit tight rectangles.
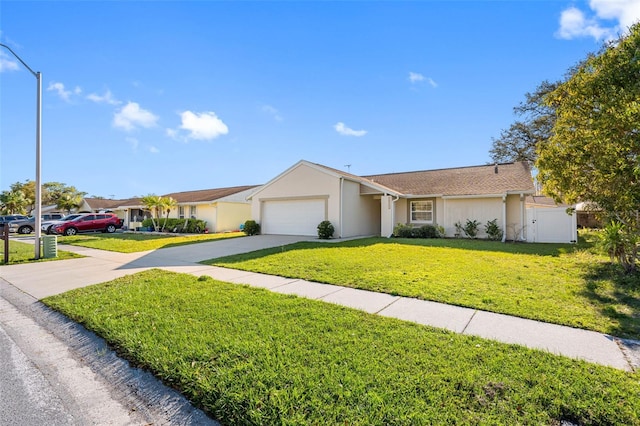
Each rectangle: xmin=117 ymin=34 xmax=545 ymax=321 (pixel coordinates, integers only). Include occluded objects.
xmin=0 ymin=278 xmax=217 ymax=426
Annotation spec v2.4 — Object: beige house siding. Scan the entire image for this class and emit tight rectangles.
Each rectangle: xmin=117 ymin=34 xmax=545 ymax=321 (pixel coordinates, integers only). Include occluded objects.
xmin=216 ymin=202 xmax=251 ymax=232
xmin=342 ymin=180 xmax=380 ymax=237
xmin=435 ymin=198 xmax=445 ymax=230
xmin=442 ymin=197 xmax=503 ymax=238
xmin=165 ymin=202 xmax=249 ymax=233
xmin=505 ymin=194 xmax=526 ymax=241
xmin=251 ymin=163 xmax=341 ymax=229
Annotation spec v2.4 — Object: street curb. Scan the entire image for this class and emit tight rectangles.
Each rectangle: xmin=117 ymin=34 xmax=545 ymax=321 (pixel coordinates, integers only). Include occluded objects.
xmin=0 ymin=278 xmax=218 ymax=425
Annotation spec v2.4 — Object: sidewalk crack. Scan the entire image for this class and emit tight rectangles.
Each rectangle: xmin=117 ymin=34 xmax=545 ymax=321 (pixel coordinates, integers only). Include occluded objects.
xmin=374 ymin=297 xmax=401 ymax=314
xmin=461 ymin=310 xmax=478 ymax=334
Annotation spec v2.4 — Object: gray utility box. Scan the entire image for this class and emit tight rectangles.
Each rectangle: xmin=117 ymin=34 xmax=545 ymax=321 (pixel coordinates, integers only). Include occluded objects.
xmin=42 ymin=235 xmax=58 ymax=258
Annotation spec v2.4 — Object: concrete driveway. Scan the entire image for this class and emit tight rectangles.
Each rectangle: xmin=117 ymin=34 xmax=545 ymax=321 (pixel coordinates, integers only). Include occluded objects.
xmin=0 ymin=234 xmax=311 ymax=299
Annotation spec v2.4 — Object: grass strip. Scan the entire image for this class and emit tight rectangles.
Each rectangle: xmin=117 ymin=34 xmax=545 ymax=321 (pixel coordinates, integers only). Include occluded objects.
xmin=4 ymin=239 xmax=82 ymax=264
xmin=58 ymin=231 xmax=245 ymax=253
xmin=204 ymin=237 xmax=640 ymax=340
xmin=44 ymin=269 xmax=640 ymax=425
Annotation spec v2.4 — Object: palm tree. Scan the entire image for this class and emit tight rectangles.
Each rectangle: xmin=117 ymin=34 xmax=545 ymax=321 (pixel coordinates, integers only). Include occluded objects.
xmin=56 ymin=192 xmax=84 ymax=214
xmin=160 ymin=197 xmax=177 ymax=232
xmin=141 ymin=194 xmax=162 ymax=231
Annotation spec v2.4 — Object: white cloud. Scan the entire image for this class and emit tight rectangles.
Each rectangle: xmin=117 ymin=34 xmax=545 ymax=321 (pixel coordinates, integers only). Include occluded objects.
xmin=409 ymin=72 xmax=425 ymax=83
xmin=47 ymin=82 xmax=75 ymax=101
xmin=409 ymin=72 xmax=438 ymax=88
xmin=87 ymin=89 xmax=121 ymax=105
xmin=557 ymin=1 xmax=640 ymax=40
xmin=557 ymin=7 xmax=613 ymax=40
xmin=0 ymin=52 xmax=19 ymax=72
xmin=113 ymin=102 xmax=159 ymax=131
xmin=591 ymin=0 xmax=640 ymax=30
xmin=169 ymin=111 xmax=229 ymax=141
xmin=148 ymin=146 xmax=159 ymax=153
xmin=262 ymin=104 xmax=283 ymax=121
xmin=334 ymin=122 xmax=367 ymax=137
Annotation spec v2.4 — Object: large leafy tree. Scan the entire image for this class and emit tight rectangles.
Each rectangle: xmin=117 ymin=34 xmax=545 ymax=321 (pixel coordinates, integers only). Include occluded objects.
xmin=537 ymin=24 xmax=640 ymax=272
xmin=489 ymin=81 xmax=559 ymax=164
xmin=8 ymin=181 xmax=36 ymax=213
xmin=2 ymin=180 xmax=86 ymax=214
xmin=44 ymin=182 xmax=85 ymax=205
xmin=0 ymin=189 xmax=29 ymax=214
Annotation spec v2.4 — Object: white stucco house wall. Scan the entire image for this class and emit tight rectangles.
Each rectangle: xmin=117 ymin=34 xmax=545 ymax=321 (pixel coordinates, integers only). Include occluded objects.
xmin=248 ymin=160 xmax=536 ymax=240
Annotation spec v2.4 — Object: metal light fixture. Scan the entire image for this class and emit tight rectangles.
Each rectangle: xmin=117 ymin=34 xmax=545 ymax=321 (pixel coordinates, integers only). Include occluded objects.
xmin=1 ymin=43 xmax=42 ymax=259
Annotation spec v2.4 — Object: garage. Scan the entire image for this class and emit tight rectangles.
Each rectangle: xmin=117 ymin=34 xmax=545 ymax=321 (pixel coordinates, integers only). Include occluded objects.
xmin=261 ymin=199 xmax=326 ymax=236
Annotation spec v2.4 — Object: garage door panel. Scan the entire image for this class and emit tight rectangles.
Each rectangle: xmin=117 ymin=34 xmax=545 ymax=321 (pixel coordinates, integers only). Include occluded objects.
xmin=262 ymin=199 xmax=325 ymax=236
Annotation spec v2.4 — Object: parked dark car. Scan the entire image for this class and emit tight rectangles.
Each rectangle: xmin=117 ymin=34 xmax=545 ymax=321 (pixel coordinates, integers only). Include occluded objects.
xmin=41 ymin=214 xmax=84 ymax=235
xmin=0 ymin=214 xmax=29 ymax=226
xmin=8 ymin=213 xmax=64 ymax=234
xmin=51 ymin=213 xmax=123 ymax=236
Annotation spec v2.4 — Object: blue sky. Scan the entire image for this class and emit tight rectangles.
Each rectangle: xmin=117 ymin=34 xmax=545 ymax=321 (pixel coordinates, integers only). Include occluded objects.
xmin=1 ymin=1 xmax=638 ymax=199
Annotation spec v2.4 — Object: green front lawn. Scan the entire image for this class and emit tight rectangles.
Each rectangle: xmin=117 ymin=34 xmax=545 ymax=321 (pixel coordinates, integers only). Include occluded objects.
xmin=205 ymin=237 xmax=640 ymax=340
xmin=3 ymin=239 xmax=82 ymax=264
xmin=58 ymin=231 xmax=245 ymax=253
xmin=43 ymin=270 xmax=640 ymax=425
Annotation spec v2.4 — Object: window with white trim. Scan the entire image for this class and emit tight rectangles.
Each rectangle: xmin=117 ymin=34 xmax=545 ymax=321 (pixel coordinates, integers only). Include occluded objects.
xmin=189 ymin=205 xmax=197 ymax=218
xmin=410 ymin=200 xmax=433 ymax=223
xmin=178 ymin=206 xmax=185 ymax=219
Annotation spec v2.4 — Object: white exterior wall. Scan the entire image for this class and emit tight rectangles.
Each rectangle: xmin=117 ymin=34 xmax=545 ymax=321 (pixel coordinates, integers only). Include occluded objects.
xmin=342 ymin=179 xmax=380 ymax=237
xmin=435 ymin=198 xmax=445 ymax=230
xmin=251 ymin=164 xmax=341 ymax=231
xmin=442 ymin=198 xmax=503 ymax=238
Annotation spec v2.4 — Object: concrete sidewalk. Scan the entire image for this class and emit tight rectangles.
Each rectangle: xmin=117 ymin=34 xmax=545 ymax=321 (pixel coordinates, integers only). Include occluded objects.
xmin=1 ymin=235 xmax=638 ymax=372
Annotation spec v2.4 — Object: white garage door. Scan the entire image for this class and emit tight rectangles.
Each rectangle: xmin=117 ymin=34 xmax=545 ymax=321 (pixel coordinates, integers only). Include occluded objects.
xmin=262 ymin=199 xmax=326 ymax=236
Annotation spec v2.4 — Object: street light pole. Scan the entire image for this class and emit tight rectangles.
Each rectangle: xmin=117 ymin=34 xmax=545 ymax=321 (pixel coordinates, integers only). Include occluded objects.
xmin=1 ymin=43 xmax=42 ymax=259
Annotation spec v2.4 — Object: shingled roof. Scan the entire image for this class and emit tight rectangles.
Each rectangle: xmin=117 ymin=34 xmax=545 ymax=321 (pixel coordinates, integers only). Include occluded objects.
xmin=83 ymin=185 xmax=258 ymax=210
xmin=83 ymin=197 xmax=143 ymax=210
xmin=362 ymin=162 xmax=534 ymax=197
xmin=161 ymin=185 xmax=259 ymax=203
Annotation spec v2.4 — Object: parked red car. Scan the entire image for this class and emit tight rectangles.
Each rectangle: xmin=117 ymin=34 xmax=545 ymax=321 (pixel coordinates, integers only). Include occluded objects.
xmin=52 ymin=213 xmax=123 ymax=236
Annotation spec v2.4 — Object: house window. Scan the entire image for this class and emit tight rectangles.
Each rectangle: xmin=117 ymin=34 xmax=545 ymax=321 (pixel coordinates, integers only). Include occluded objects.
xmin=410 ymin=200 xmax=433 ymax=223
xmin=189 ymin=205 xmax=197 ymax=219
xmin=178 ymin=206 xmax=185 ymax=219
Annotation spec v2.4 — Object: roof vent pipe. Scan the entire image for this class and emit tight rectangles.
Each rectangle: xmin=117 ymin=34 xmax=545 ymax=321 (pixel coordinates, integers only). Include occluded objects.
xmin=494 ymin=164 xmax=498 ymax=174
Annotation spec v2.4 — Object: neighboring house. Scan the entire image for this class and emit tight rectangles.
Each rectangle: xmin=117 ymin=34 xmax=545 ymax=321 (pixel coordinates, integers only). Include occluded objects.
xmin=162 ymin=185 xmax=259 ymax=232
xmin=525 ymin=195 xmax=569 ymax=209
xmin=575 ymin=201 xmax=602 ymax=229
xmin=248 ymin=160 xmax=535 ymax=241
xmin=80 ymin=198 xmax=144 ymax=229
xmin=81 ymin=185 xmax=259 ymax=233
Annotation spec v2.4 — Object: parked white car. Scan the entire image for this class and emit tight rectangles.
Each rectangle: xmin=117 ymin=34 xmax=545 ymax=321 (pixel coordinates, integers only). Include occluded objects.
xmin=41 ymin=214 xmax=83 ymax=234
